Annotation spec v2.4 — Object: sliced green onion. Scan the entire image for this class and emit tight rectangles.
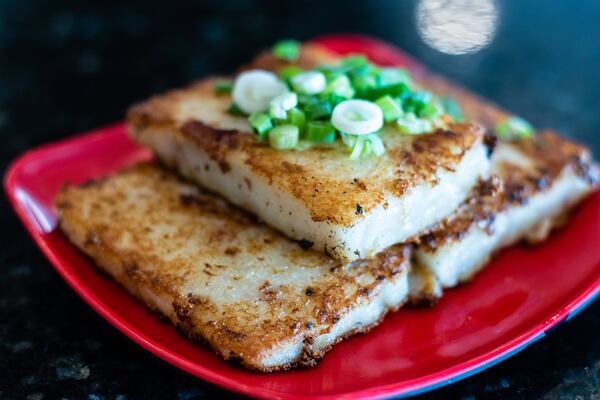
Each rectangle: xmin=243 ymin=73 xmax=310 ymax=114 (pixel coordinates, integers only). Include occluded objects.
xmin=272 ymin=40 xmax=300 ymax=61
xmin=249 ymin=112 xmax=272 ymax=139
xmin=379 ymin=68 xmax=411 ymax=86
xmin=331 ymin=99 xmax=383 ymax=135
xmin=340 ymin=132 xmax=356 ymax=147
xmin=232 ymin=69 xmax=288 ymax=113
xmin=214 ymin=79 xmax=233 ymax=94
xmin=403 ymin=91 xmax=433 ymax=113
xmin=228 ymin=50 xmax=455 ymax=156
xmin=322 ymin=74 xmax=354 ymax=99
xmin=305 ymin=121 xmax=336 ymax=144
xmin=439 ymin=97 xmax=463 ymax=121
xmin=362 ymin=82 xmax=411 ymax=101
xmin=227 ymin=103 xmax=247 ymax=117
xmin=349 ymin=62 xmax=378 ymax=78
xmin=419 ymin=101 xmax=443 ymax=120
xmin=317 ymin=64 xmax=345 ymax=81
xmin=396 ymin=112 xmax=433 ymax=135
xmin=269 ymin=92 xmax=297 ymax=119
xmin=375 ymin=95 xmax=403 ymax=122
xmin=343 ymin=133 xmax=385 ymax=160
xmin=269 ymin=124 xmax=299 ymax=149
xmin=349 ymin=135 xmax=365 ymax=160
xmin=297 ymin=93 xmax=319 ymax=107
xmin=323 ymin=93 xmax=348 ymax=107
xmin=340 ymin=55 xmax=369 ymax=70
xmin=496 ymin=116 xmax=534 ymax=140
xmin=366 ymin=133 xmax=385 ymax=156
xmin=286 ymin=108 xmax=306 ymax=130
xmin=304 ymin=100 xmax=333 ymax=120
xmin=291 ymin=71 xmax=326 ymax=95
xmin=279 ymin=65 xmax=303 ymax=81
xmin=352 ymin=74 xmax=378 ymax=93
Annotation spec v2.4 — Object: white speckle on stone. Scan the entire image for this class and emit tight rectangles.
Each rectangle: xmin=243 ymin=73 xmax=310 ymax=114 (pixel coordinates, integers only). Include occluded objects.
xmin=52 ymin=356 xmax=91 ymax=380
xmin=12 ymin=340 xmax=33 ymax=353
xmin=26 ymin=393 xmax=44 ymax=400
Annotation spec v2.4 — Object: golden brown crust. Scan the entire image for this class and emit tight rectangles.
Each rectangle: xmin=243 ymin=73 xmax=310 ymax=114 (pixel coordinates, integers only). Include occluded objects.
xmin=126 ymin=47 xmax=486 ymax=228
xmin=55 ymin=163 xmax=412 ymax=371
xmin=415 ymin=131 xmax=595 ymax=251
xmin=416 ymin=176 xmax=501 ymax=251
xmin=397 ymin=48 xmax=596 ymax=252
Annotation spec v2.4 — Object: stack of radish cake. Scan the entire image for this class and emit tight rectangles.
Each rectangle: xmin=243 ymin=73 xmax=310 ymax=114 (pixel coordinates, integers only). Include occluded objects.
xmin=56 ymin=40 xmax=597 ymax=370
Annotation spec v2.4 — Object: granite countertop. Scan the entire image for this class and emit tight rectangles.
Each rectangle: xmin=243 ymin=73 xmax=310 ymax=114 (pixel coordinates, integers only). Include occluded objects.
xmin=1 ymin=1 xmax=599 ymax=399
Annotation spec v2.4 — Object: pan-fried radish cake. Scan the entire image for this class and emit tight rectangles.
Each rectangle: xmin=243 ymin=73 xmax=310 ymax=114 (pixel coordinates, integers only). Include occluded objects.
xmin=412 ymin=65 xmax=597 ymax=288
xmin=415 ymin=133 xmax=597 ymax=288
xmin=128 ymin=42 xmax=491 ymax=261
xmin=53 ymin=39 xmax=598 ymax=373
xmin=56 ymin=163 xmax=421 ymax=371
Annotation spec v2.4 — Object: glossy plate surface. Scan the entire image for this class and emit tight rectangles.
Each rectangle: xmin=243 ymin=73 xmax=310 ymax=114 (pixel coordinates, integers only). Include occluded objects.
xmin=4 ymin=35 xmax=600 ymax=400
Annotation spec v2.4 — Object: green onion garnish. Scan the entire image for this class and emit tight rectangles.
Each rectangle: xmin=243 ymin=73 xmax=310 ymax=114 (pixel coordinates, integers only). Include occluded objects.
xmin=272 ymin=40 xmax=300 ymax=61
xmin=419 ymin=102 xmax=443 ymax=120
xmin=361 ymin=82 xmax=410 ymax=101
xmin=214 ymin=79 xmax=233 ymax=94
xmin=379 ymin=68 xmax=411 ymax=86
xmin=495 ymin=116 xmax=534 ymax=140
xmin=317 ymin=64 xmax=345 ymax=82
xmin=269 ymin=125 xmax=299 ymax=149
xmin=349 ymin=135 xmax=365 ymax=160
xmin=286 ymin=108 xmax=306 ymax=130
xmin=352 ymin=74 xmax=378 ymax=93
xmin=249 ymin=112 xmax=273 ymax=139
xmin=439 ymin=97 xmax=463 ymax=121
xmin=367 ymin=133 xmax=385 ymax=156
xmin=341 ymin=133 xmax=385 ymax=160
xmin=375 ymin=95 xmax=403 ymax=122
xmin=340 ymin=55 xmax=369 ymax=70
xmin=322 ymin=75 xmax=354 ymax=99
xmin=291 ymin=71 xmax=326 ymax=95
xmin=229 ymin=43 xmax=462 ymax=157
xmin=304 ymin=101 xmax=333 ymax=120
xmin=269 ymin=92 xmax=298 ymax=120
xmin=403 ymin=91 xmax=432 ymax=113
xmin=305 ymin=121 xmax=336 ymax=144
xmin=396 ymin=113 xmax=433 ymax=135
xmin=279 ymin=65 xmax=303 ymax=81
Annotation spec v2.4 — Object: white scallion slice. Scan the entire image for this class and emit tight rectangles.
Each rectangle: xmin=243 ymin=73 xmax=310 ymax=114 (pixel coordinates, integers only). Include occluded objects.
xmin=349 ymin=135 xmax=366 ymax=160
xmin=269 ymin=92 xmax=298 ymax=119
xmin=366 ymin=133 xmax=385 ymax=156
xmin=232 ymin=69 xmax=288 ymax=114
xmin=290 ymin=71 xmax=326 ymax=95
xmin=331 ymin=99 xmax=383 ymax=135
xmin=342 ymin=132 xmax=386 ymax=160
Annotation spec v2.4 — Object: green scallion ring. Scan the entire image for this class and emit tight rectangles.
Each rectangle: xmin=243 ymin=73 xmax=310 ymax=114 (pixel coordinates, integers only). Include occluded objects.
xmin=272 ymin=40 xmax=300 ymax=61
xmin=269 ymin=124 xmax=299 ymax=149
xmin=249 ymin=112 xmax=273 ymax=139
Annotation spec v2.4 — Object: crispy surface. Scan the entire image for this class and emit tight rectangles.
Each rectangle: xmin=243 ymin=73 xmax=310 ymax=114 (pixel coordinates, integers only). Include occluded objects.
xmin=127 ymin=50 xmax=485 ymax=227
xmin=55 ymin=163 xmax=412 ymax=371
xmin=384 ymin=43 xmax=597 ymax=251
xmin=416 ymin=132 xmax=596 ymax=252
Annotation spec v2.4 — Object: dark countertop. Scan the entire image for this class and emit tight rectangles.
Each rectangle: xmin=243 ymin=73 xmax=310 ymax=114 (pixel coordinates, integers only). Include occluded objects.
xmin=1 ymin=1 xmax=599 ymax=399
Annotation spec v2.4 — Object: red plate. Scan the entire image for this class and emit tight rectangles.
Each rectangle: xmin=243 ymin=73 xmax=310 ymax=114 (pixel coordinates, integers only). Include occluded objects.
xmin=4 ymin=35 xmax=600 ymax=399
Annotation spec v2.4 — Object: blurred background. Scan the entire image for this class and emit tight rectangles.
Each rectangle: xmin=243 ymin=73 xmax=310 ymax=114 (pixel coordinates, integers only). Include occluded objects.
xmin=1 ymin=1 xmax=599 ymax=399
